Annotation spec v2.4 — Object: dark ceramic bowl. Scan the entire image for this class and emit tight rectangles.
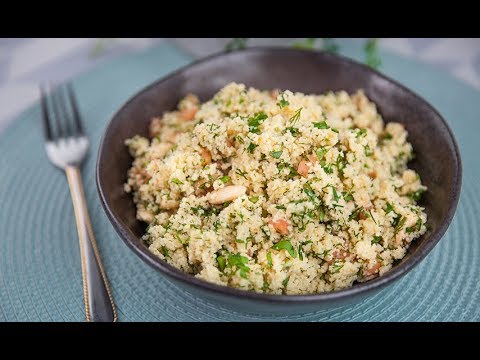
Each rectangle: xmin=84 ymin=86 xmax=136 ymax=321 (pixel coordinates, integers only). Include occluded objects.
xmin=96 ymin=47 xmax=462 ymax=314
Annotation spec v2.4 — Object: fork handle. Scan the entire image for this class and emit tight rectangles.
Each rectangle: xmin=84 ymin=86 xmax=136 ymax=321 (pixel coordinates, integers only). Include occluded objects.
xmin=65 ymin=165 xmax=117 ymax=322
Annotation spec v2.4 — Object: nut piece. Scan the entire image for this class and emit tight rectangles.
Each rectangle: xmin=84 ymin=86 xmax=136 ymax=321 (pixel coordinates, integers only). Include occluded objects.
xmin=199 ymin=147 xmax=212 ymax=165
xmin=297 ymin=160 xmax=310 ymax=177
xmin=270 ymin=219 xmax=289 ymax=235
xmin=207 ymin=185 xmax=246 ymax=205
xmin=160 ymin=199 xmax=180 ymax=210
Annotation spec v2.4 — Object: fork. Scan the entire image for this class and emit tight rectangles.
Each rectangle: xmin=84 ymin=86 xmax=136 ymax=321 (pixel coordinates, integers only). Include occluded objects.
xmin=40 ymin=83 xmax=117 ymax=322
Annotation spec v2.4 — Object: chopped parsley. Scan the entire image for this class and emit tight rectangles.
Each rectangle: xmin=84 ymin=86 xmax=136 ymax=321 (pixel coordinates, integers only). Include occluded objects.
xmin=303 ymin=186 xmax=318 ymax=202
xmin=191 ymin=206 xmax=219 ymax=217
xmin=266 ymin=252 xmax=273 ymax=268
xmin=331 ymin=262 xmax=344 ymax=274
xmin=364 ymin=145 xmax=374 ymax=157
xmin=372 ymin=235 xmax=382 ymax=244
xmin=272 ymin=239 xmax=297 ymax=258
xmin=160 ymin=246 xmax=170 ymax=259
xmin=298 ymin=240 xmax=312 ymax=261
xmin=247 ymin=142 xmax=257 ymax=154
xmin=316 ymin=147 xmax=329 ymax=160
xmin=277 ymin=161 xmax=299 ymax=179
xmin=320 ymin=160 xmax=333 ymax=174
xmin=282 ymin=276 xmax=290 ymax=288
xmin=394 ymin=216 xmax=407 ymax=234
xmin=248 ymin=112 xmax=267 ymax=134
xmin=277 ymin=93 xmax=289 ymax=108
xmin=313 ymin=121 xmax=329 ymax=129
xmin=342 ymin=191 xmax=354 ymax=201
xmin=385 ymin=202 xmax=395 ymax=214
xmin=356 ymin=128 xmax=367 ymax=138
xmin=408 ymin=189 xmax=426 ymax=201
xmin=406 ymin=218 xmax=423 ymax=233
xmin=219 ymin=175 xmax=231 ymax=184
xmin=270 ymin=150 xmax=283 ymax=159
xmin=285 ymin=127 xmax=300 ymax=136
xmin=216 ymin=255 xmax=226 ymax=271
xmin=249 ymin=196 xmax=259 ymax=204
xmin=330 ymin=186 xmax=341 ymax=202
xmin=171 ymin=178 xmax=183 ymax=185
xmin=227 ymin=253 xmax=250 ymax=279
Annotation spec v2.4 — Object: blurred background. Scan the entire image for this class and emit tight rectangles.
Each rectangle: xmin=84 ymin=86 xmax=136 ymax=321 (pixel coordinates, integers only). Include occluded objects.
xmin=1 ymin=38 xmax=480 ymax=133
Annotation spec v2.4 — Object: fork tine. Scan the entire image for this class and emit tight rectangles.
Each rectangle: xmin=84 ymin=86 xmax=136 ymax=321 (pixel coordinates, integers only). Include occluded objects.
xmin=40 ymin=84 xmax=53 ymax=141
xmin=66 ymin=83 xmax=85 ymax=135
xmin=50 ymin=84 xmax=66 ymax=139
xmin=56 ymin=86 xmax=74 ymax=137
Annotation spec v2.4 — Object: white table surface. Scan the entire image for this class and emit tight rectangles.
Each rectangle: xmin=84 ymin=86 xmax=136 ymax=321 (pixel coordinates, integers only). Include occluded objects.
xmin=1 ymin=38 xmax=479 ymax=134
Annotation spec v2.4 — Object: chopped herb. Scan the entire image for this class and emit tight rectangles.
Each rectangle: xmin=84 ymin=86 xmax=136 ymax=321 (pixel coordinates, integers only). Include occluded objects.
xmin=213 ymin=220 xmax=221 ymax=232
xmin=316 ymin=147 xmax=329 ymax=160
xmin=303 ymin=186 xmax=318 ymax=202
xmin=349 ymin=207 xmax=369 ymax=221
xmin=298 ymin=240 xmax=312 ymax=261
xmin=364 ymin=145 xmax=374 ymax=157
xmin=318 ymin=207 xmax=325 ymax=222
xmin=277 ymin=93 xmax=289 ymax=108
xmin=285 ymin=127 xmax=300 ymax=136
xmin=270 ymin=150 xmax=283 ymax=159
xmin=342 ymin=191 xmax=354 ymax=201
xmin=277 ymin=161 xmax=299 ymax=179
xmin=217 ymin=255 xmax=226 ymax=271
xmin=275 ymin=204 xmax=286 ymax=210
xmin=227 ymin=253 xmax=250 ymax=279
xmin=282 ymin=276 xmax=290 ymax=288
xmin=406 ymin=218 xmax=423 ymax=233
xmin=272 ymin=239 xmax=298 ymax=258
xmin=219 ymin=175 xmax=231 ymax=184
xmin=331 ymin=186 xmax=340 ymax=202
xmin=249 ymin=196 xmax=259 ymax=204
xmin=394 ymin=216 xmax=407 ymax=234
xmin=408 ymin=189 xmax=426 ymax=202
xmin=331 ymin=128 xmax=339 ymax=133
xmin=320 ymin=160 xmax=333 ymax=174
xmin=368 ymin=209 xmax=377 ymax=224
xmin=383 ymin=132 xmax=393 ymax=140
xmin=247 ymin=142 xmax=257 ymax=154
xmin=266 ymin=252 xmax=273 ymax=268
xmin=160 ymin=246 xmax=170 ymax=259
xmin=372 ymin=235 xmax=382 ymax=244
xmin=235 ymin=169 xmax=248 ymax=179
xmin=385 ymin=202 xmax=395 ymax=214
xmin=356 ymin=128 xmax=367 ymax=138
xmin=191 ymin=206 xmax=219 ymax=217
xmin=290 ymin=107 xmax=303 ymax=126
xmin=171 ymin=178 xmax=183 ymax=185
xmin=235 ymin=135 xmax=245 ymax=144
xmin=248 ymin=112 xmax=268 ymax=134
xmin=313 ymin=121 xmax=329 ymax=129
xmin=331 ymin=262 xmax=344 ymax=274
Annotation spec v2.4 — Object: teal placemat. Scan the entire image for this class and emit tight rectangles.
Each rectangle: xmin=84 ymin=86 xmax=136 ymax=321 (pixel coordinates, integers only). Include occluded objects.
xmin=0 ymin=41 xmax=478 ymax=321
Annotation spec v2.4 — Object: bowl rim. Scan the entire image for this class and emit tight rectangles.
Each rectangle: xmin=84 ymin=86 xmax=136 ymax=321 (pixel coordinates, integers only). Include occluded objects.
xmin=96 ymin=46 xmax=462 ymax=303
